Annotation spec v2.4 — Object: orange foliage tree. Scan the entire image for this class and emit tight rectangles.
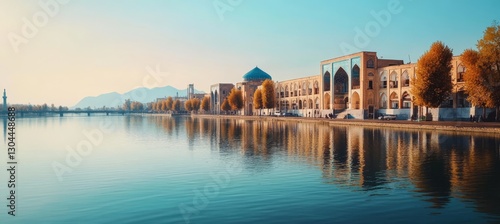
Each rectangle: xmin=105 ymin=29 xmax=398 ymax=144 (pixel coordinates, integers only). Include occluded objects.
xmin=411 ymin=41 xmax=453 ymax=112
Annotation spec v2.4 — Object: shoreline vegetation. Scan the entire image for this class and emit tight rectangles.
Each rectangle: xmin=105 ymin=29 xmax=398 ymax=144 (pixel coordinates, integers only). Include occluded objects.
xmin=3 ymin=111 xmax=499 ymax=135
xmin=181 ymin=113 xmax=500 ymax=135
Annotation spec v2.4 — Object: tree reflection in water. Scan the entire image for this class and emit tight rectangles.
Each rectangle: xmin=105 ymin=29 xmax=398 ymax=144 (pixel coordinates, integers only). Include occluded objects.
xmin=150 ymin=116 xmax=500 ymax=218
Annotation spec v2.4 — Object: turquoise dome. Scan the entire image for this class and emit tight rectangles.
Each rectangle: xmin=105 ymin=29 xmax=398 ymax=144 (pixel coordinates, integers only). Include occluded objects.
xmin=242 ymin=67 xmax=272 ymax=82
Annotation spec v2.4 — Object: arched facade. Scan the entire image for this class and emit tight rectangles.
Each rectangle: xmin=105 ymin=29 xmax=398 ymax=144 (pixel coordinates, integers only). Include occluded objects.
xmin=244 ymin=51 xmax=469 ymax=120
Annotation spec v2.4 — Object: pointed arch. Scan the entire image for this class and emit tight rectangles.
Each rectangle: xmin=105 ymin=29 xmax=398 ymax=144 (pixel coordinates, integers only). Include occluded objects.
xmin=457 ymin=64 xmax=465 ymax=82
xmin=333 ymin=67 xmax=349 ymax=111
xmin=390 ymin=92 xmax=399 ymax=109
xmin=313 ymin=81 xmax=319 ymax=94
xmin=380 ymin=93 xmax=387 ymax=109
xmin=402 ymin=91 xmax=411 ymax=108
xmin=302 ymin=82 xmax=307 ymax=96
xmin=352 ymin=92 xmax=360 ymax=109
xmin=352 ymin=65 xmax=360 ymax=89
xmin=323 ymin=71 xmax=331 ymax=91
xmin=367 ymin=59 xmax=374 ymax=68
xmin=380 ymin=71 xmax=387 ymax=88
xmin=402 ymin=70 xmax=410 ymax=87
xmin=367 ymin=92 xmax=374 ymax=105
xmin=390 ymin=71 xmax=398 ymax=88
xmin=324 ymin=93 xmax=331 ymax=109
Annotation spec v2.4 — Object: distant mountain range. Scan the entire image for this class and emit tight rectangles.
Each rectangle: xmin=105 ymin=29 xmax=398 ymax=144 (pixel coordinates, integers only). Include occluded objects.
xmin=72 ymin=85 xmax=204 ymax=109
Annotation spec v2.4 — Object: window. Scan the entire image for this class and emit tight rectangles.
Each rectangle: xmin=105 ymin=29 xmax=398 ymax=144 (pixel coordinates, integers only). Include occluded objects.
xmin=390 ymin=71 xmax=398 ymax=88
xmin=368 ymin=81 xmax=373 ymax=89
xmin=380 ymin=74 xmax=387 ymax=88
xmin=367 ymin=59 xmax=374 ymax=68
xmin=457 ymin=64 xmax=465 ymax=82
xmin=402 ymin=71 xmax=410 ymax=87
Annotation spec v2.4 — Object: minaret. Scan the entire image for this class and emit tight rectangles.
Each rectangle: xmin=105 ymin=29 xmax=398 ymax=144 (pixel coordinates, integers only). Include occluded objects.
xmin=2 ymin=89 xmax=6 ymax=112
xmin=187 ymin=84 xmax=194 ymax=99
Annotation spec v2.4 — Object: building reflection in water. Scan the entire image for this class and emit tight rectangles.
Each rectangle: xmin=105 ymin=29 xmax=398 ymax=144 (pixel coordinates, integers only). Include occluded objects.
xmin=151 ymin=116 xmax=500 ymax=218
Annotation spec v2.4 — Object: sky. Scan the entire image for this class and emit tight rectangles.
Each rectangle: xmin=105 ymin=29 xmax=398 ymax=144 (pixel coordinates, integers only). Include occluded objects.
xmin=0 ymin=0 xmax=499 ymax=106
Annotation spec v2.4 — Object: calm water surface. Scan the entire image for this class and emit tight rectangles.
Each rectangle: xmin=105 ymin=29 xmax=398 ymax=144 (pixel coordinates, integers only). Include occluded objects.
xmin=1 ymin=115 xmax=500 ymax=223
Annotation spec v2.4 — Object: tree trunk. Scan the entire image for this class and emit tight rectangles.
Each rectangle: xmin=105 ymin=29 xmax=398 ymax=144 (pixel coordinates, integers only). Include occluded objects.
xmin=496 ymin=106 xmax=500 ymax=122
xmin=482 ymin=107 xmax=487 ymax=121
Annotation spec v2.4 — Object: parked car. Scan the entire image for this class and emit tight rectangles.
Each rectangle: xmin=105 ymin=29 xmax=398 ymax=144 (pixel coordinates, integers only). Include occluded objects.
xmin=283 ymin=112 xmax=297 ymax=117
xmin=378 ymin=114 xmax=397 ymax=120
xmin=274 ymin=111 xmax=282 ymax=117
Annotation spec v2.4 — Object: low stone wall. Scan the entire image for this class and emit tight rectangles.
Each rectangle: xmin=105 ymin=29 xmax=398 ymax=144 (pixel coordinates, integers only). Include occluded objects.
xmin=191 ymin=114 xmax=500 ymax=135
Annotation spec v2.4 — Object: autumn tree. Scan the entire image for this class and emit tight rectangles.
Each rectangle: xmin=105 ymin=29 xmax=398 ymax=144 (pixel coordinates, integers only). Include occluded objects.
xmin=172 ymin=99 xmax=181 ymax=112
xmin=261 ymin=79 xmax=275 ymax=110
xmin=201 ymin=96 xmax=210 ymax=112
xmin=221 ymin=98 xmax=231 ymax=113
xmin=411 ymin=41 xmax=453 ymax=114
xmin=160 ymin=100 xmax=167 ymax=112
xmin=184 ymin=99 xmax=193 ymax=112
xmin=461 ymin=49 xmax=491 ymax=118
xmin=480 ymin=25 xmax=500 ymax=121
xmin=191 ymin=98 xmax=201 ymax=112
xmin=228 ymin=88 xmax=243 ymax=111
xmin=123 ymin=99 xmax=132 ymax=111
xmin=253 ymin=88 xmax=263 ymax=115
xmin=130 ymin=101 xmax=144 ymax=112
xmin=165 ymin=97 xmax=173 ymax=111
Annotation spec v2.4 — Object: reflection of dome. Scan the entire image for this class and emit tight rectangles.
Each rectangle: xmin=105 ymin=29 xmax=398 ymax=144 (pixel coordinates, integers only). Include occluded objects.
xmin=242 ymin=67 xmax=272 ymax=82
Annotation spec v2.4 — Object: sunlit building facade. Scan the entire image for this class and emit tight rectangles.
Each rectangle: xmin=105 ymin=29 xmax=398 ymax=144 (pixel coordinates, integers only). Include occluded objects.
xmin=272 ymin=51 xmax=473 ymax=120
xmin=209 ymin=51 xmax=474 ymax=120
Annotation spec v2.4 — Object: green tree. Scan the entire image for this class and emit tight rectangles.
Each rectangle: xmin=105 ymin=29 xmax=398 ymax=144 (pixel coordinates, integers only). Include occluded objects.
xmin=261 ymin=79 xmax=275 ymax=109
xmin=221 ymin=98 xmax=231 ymax=113
xmin=228 ymin=88 xmax=243 ymax=111
xmin=253 ymin=88 xmax=263 ymax=115
xmin=201 ymin=96 xmax=210 ymax=112
xmin=411 ymin=41 xmax=453 ymax=112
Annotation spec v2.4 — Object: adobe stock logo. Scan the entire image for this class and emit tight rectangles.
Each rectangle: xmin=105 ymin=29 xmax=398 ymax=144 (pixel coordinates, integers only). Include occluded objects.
xmin=7 ymin=0 xmax=70 ymax=53
xmin=339 ymin=0 xmax=405 ymax=55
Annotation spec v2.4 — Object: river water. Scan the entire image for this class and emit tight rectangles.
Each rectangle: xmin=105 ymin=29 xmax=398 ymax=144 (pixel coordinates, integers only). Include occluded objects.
xmin=1 ymin=115 xmax=499 ymax=223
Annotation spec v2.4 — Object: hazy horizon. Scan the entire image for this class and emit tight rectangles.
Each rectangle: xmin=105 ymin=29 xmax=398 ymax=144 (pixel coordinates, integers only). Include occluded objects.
xmin=1 ymin=0 xmax=499 ymax=106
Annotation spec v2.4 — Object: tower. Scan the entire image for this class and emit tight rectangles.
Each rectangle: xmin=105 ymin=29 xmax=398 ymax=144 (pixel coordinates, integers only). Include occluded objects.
xmin=2 ymin=89 xmax=6 ymax=112
xmin=187 ymin=84 xmax=194 ymax=99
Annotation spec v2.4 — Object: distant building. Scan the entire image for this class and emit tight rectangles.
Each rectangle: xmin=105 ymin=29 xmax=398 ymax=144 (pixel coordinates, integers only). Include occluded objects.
xmin=272 ymin=75 xmax=321 ymax=117
xmin=210 ymin=67 xmax=272 ymax=115
xmin=187 ymin=84 xmax=194 ymax=99
xmin=236 ymin=67 xmax=272 ymax=115
xmin=210 ymin=83 xmax=234 ymax=114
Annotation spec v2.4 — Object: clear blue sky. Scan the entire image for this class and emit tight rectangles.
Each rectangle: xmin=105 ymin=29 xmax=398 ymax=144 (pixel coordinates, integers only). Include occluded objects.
xmin=0 ymin=0 xmax=499 ymax=106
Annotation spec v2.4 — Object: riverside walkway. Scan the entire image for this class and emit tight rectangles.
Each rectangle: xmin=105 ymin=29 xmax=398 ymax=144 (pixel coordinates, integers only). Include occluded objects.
xmin=191 ymin=114 xmax=500 ymax=135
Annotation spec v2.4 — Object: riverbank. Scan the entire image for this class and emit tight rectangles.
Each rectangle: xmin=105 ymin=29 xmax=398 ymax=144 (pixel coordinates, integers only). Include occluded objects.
xmin=190 ymin=114 xmax=500 ymax=135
